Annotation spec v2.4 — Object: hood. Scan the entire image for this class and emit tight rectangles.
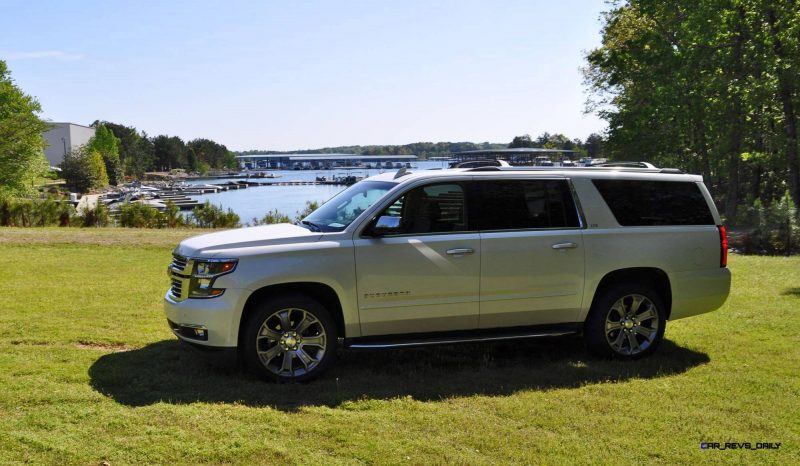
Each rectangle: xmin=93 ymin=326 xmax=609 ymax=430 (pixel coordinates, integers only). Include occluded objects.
xmin=175 ymin=223 xmax=323 ymax=257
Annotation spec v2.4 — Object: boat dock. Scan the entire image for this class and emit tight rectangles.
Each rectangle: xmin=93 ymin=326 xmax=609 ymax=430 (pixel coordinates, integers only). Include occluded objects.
xmin=149 ymin=179 xmax=355 ymax=210
xmin=101 ymin=175 xmax=359 ymax=213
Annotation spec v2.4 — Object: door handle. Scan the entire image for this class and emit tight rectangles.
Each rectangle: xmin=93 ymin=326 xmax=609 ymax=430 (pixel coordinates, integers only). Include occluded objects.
xmin=551 ymin=242 xmax=578 ymax=250
xmin=446 ymin=248 xmax=474 ymax=255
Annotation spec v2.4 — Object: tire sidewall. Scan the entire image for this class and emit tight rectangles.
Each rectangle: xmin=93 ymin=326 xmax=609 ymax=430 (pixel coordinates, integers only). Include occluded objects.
xmin=585 ymin=283 xmax=666 ymax=359
xmin=241 ymin=293 xmax=338 ymax=382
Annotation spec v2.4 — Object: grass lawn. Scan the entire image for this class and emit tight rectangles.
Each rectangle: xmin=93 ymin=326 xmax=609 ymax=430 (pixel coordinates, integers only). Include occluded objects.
xmin=1 ymin=227 xmax=798 ymax=465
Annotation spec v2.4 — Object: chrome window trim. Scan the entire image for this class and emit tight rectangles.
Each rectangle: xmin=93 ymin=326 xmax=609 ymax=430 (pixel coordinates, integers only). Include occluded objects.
xmin=590 ymin=178 xmax=715 ymax=227
xmin=478 ymin=226 xmax=583 ymax=234
xmin=470 ymin=177 xmax=584 ymax=233
xmin=477 ymin=178 xmax=585 ymax=233
xmin=363 ymin=229 xmax=477 ymax=239
xmin=358 ymin=176 xmax=586 ymax=238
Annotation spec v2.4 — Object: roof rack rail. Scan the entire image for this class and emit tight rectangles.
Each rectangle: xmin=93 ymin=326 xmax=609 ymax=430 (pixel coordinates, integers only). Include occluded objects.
xmin=595 ymin=161 xmax=656 ymax=168
xmin=465 ymin=166 xmax=684 ymax=174
xmin=451 ymin=159 xmax=511 ymax=169
xmin=468 ymin=166 xmax=501 ymax=171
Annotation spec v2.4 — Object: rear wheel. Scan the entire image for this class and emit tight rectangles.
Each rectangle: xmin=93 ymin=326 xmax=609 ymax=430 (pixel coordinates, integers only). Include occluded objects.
xmin=584 ymin=283 xmax=666 ymax=359
xmin=241 ymin=294 xmax=337 ymax=382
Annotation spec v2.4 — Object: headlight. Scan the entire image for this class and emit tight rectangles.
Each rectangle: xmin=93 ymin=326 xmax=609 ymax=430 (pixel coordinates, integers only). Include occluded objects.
xmin=188 ymin=258 xmax=238 ymax=298
xmin=194 ymin=260 xmax=237 ymax=278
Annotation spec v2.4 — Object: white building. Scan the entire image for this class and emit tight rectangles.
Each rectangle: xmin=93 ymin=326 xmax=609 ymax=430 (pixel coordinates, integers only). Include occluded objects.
xmin=42 ymin=122 xmax=96 ymax=167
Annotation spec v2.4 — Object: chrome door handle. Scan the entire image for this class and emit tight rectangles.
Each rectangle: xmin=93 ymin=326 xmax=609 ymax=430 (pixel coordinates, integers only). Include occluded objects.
xmin=446 ymin=248 xmax=474 ymax=255
xmin=551 ymin=242 xmax=578 ymax=250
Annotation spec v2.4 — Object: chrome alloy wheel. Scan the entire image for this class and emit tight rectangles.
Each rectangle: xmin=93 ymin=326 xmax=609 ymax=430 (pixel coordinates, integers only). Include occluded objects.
xmin=604 ymin=294 xmax=659 ymax=356
xmin=255 ymin=308 xmax=327 ymax=377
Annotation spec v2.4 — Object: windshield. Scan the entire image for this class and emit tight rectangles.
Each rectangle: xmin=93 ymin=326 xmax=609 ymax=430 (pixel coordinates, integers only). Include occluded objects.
xmin=301 ymin=181 xmax=396 ymax=232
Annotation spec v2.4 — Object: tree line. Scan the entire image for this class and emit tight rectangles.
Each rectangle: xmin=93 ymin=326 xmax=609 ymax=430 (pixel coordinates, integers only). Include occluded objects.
xmin=0 ymin=60 xmax=49 ymax=196
xmin=238 ymin=141 xmax=509 ymax=159
xmin=60 ymin=123 xmax=237 ymax=192
xmin=584 ymin=0 xmax=800 ymax=225
xmin=91 ymin=121 xmax=237 ymax=177
xmin=240 ymin=134 xmax=606 ymax=160
xmin=0 ymin=59 xmax=238 ymax=194
xmin=507 ymin=132 xmax=605 ymax=158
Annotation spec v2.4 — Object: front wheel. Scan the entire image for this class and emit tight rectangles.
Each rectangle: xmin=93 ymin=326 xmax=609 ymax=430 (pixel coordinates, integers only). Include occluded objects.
xmin=584 ymin=284 xmax=666 ymax=359
xmin=241 ymin=294 xmax=338 ymax=382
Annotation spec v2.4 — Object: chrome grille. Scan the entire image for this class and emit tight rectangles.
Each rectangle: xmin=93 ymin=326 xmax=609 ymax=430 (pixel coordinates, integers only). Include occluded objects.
xmin=171 ymin=254 xmax=189 ymax=273
xmin=169 ymin=254 xmax=190 ymax=300
xmin=170 ymin=277 xmax=183 ymax=299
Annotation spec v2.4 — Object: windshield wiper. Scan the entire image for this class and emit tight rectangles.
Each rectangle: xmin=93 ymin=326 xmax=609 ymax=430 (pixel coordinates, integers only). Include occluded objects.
xmin=298 ymin=220 xmax=322 ymax=232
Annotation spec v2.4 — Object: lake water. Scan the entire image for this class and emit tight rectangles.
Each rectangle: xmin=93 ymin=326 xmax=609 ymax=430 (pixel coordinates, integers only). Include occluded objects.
xmin=188 ymin=161 xmax=448 ymax=223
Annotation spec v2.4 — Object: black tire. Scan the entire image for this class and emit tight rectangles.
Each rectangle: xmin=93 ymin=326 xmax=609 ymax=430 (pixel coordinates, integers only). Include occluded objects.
xmin=584 ymin=283 xmax=666 ymax=359
xmin=241 ymin=293 xmax=338 ymax=382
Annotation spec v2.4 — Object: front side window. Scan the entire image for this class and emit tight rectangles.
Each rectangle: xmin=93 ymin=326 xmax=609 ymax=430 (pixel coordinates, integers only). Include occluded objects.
xmin=302 ymin=181 xmax=396 ymax=232
xmin=472 ymin=179 xmax=580 ymax=230
xmin=374 ymin=183 xmax=467 ymax=235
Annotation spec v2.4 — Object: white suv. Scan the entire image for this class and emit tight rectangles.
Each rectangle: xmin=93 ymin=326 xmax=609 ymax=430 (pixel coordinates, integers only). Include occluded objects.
xmin=165 ymin=166 xmax=731 ymax=382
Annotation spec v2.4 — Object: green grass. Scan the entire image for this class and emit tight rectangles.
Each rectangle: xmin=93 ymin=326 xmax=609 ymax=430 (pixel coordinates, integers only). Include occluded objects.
xmin=1 ymin=227 xmax=798 ymax=465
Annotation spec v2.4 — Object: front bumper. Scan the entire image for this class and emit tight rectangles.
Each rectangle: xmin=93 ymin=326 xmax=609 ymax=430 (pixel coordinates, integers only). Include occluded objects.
xmin=163 ymin=288 xmax=248 ymax=347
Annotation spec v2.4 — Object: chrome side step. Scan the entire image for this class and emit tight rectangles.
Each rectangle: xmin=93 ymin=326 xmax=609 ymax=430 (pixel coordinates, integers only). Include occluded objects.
xmin=346 ymin=323 xmax=581 ymax=349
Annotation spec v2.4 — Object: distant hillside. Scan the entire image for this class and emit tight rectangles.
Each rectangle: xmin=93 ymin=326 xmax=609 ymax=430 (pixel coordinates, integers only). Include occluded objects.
xmin=237 ymin=141 xmax=509 ymax=159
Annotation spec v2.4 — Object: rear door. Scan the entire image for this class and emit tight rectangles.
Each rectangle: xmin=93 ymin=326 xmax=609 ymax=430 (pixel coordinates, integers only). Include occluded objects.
xmin=476 ymin=178 xmax=586 ymax=328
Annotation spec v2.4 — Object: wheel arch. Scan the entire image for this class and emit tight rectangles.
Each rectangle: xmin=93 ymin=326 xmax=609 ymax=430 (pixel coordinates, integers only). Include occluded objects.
xmin=237 ymin=282 xmax=346 ymax=347
xmin=588 ymin=267 xmax=673 ymax=320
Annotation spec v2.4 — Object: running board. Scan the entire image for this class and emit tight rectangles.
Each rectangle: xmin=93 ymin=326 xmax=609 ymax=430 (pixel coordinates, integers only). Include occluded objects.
xmin=346 ymin=323 xmax=581 ymax=349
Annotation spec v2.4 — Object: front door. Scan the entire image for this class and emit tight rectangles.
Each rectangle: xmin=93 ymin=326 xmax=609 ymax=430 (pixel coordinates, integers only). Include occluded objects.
xmin=353 ymin=181 xmax=480 ymax=336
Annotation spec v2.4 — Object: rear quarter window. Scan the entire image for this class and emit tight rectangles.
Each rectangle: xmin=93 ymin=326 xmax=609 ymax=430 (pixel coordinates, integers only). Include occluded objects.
xmin=592 ymin=179 xmax=714 ymax=226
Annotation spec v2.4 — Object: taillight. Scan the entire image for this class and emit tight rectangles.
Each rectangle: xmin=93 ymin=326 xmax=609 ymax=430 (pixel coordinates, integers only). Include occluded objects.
xmin=718 ymin=225 xmax=728 ymax=267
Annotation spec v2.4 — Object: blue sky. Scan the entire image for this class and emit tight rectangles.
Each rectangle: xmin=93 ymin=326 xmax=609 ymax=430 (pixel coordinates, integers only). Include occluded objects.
xmin=1 ymin=0 xmax=607 ymax=151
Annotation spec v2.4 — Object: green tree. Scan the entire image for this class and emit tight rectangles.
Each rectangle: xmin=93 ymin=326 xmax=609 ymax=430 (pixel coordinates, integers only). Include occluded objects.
xmin=93 ymin=121 xmax=154 ymax=177
xmin=541 ymin=133 xmax=574 ymax=150
xmin=258 ymin=209 xmax=291 ymax=225
xmin=222 ymin=150 xmax=238 ymax=170
xmin=136 ymin=132 xmax=155 ymax=176
xmin=61 ymin=146 xmax=109 ymax=192
xmin=763 ymin=1 xmax=800 ymax=210
xmin=584 ymin=133 xmax=605 ymax=158
xmin=186 ymin=147 xmax=198 ymax=172
xmin=294 ymin=201 xmax=320 ymax=221
xmin=188 ymin=138 xmax=232 ymax=170
xmin=191 ymin=201 xmax=240 ymax=228
xmin=88 ymin=148 xmax=109 ymax=188
xmin=61 ymin=148 xmax=91 ymax=193
xmin=0 ymin=60 xmax=49 ymax=195
xmin=87 ymin=124 xmax=122 ymax=185
xmin=152 ymin=135 xmax=187 ymax=171
xmin=196 ymin=160 xmax=210 ymax=175
xmin=508 ymin=134 xmax=534 ymax=148
xmin=584 ymin=0 xmax=800 ymax=224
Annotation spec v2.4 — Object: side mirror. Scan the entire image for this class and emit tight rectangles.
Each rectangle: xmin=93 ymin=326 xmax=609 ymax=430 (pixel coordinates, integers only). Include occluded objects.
xmin=368 ymin=215 xmax=401 ymax=236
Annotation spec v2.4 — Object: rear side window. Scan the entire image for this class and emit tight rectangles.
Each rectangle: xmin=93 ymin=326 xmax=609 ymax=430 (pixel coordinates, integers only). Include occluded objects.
xmin=473 ymin=179 xmax=580 ymax=230
xmin=592 ymin=180 xmax=714 ymax=226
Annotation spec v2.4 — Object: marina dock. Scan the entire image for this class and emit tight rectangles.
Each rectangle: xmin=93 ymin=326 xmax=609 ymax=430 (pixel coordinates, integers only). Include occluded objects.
xmin=104 ymin=178 xmax=356 ymax=212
